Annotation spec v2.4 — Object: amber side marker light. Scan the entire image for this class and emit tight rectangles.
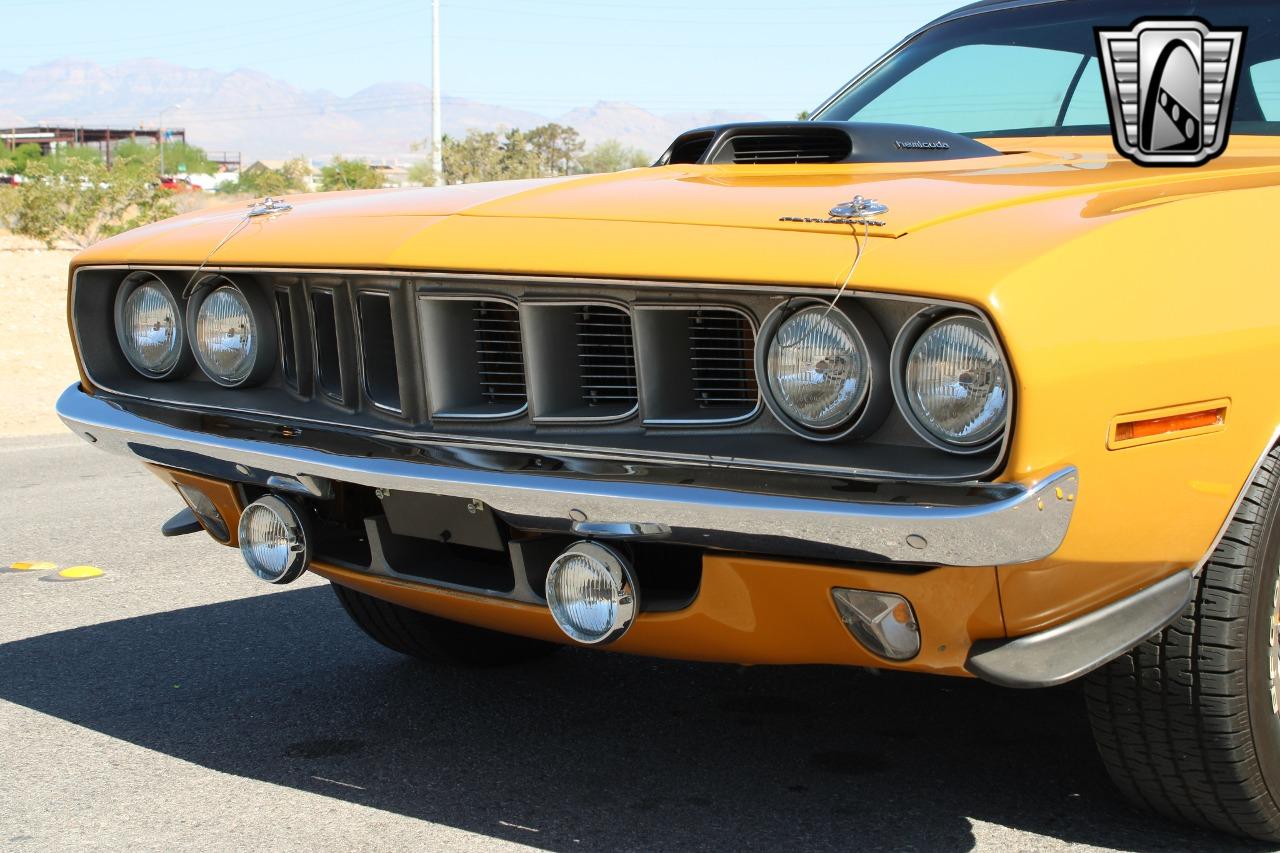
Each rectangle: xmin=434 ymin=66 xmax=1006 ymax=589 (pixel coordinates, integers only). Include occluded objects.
xmin=1109 ymin=401 xmax=1228 ymax=450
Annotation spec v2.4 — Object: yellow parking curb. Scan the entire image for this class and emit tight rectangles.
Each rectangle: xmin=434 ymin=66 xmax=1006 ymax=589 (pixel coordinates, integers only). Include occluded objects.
xmin=9 ymin=561 xmax=57 ymax=572
xmin=57 ymin=566 xmax=105 ymax=580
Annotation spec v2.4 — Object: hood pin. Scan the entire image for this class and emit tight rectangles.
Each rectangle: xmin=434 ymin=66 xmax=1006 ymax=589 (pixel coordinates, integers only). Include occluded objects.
xmin=780 ymin=195 xmax=889 ymax=227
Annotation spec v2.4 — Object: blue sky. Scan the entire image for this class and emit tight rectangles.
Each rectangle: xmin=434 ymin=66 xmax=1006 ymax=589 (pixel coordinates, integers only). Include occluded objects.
xmin=4 ymin=0 xmax=962 ymax=116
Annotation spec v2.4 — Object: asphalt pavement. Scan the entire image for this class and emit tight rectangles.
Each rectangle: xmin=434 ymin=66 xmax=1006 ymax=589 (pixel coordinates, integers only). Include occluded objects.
xmin=0 ymin=434 xmax=1268 ymax=852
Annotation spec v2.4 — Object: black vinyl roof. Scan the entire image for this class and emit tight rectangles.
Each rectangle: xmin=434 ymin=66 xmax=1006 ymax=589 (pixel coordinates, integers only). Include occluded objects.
xmin=933 ymin=0 xmax=1067 ymax=26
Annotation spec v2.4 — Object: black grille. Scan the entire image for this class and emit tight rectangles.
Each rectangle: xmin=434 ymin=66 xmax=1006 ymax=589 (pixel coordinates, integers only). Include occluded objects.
xmin=357 ymin=292 xmax=401 ymax=412
xmin=473 ymin=302 xmax=527 ymax=406
xmin=576 ymin=305 xmax=637 ymax=408
xmin=689 ymin=309 xmax=757 ymax=409
xmin=275 ymin=290 xmax=298 ymax=389
xmin=310 ymin=290 xmax=344 ymax=401
xmin=727 ymin=131 xmax=852 ymax=164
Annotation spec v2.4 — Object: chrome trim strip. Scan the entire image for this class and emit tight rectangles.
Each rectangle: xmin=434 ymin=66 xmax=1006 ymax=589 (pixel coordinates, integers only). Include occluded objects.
xmin=57 ymin=384 xmax=1075 ymax=567
xmin=1193 ymin=426 xmax=1280 ymax=576
xmin=966 ymin=569 xmax=1194 ymax=689
xmin=571 ymin=521 xmax=672 ymax=540
xmin=75 ymin=264 xmax=987 ymax=305
xmin=71 ymin=265 xmax=1012 ymax=482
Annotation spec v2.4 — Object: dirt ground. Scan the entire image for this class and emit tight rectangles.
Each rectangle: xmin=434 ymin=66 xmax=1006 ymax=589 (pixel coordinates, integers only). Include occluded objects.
xmin=0 ymin=234 xmax=78 ymax=437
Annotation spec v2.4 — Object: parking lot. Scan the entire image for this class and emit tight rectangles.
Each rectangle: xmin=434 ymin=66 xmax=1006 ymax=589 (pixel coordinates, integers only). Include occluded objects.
xmin=0 ymin=433 xmax=1257 ymax=851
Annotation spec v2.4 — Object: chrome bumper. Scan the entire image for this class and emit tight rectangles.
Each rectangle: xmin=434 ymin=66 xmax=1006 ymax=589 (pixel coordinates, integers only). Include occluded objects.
xmin=57 ymin=385 xmax=1077 ymax=567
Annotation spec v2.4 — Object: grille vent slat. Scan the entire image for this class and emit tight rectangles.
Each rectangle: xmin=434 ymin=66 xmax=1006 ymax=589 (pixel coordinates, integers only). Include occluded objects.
xmin=474 ymin=303 xmax=528 ymax=404
xmin=577 ymin=305 xmax=637 ymax=411
xmin=690 ymin=309 xmax=758 ymax=408
xmin=726 ymin=131 xmax=853 ymax=165
xmin=420 ymin=296 xmax=528 ymax=419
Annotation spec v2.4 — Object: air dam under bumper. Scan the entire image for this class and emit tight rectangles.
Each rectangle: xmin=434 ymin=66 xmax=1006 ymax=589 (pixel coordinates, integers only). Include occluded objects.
xmin=56 ymin=385 xmax=1076 ymax=567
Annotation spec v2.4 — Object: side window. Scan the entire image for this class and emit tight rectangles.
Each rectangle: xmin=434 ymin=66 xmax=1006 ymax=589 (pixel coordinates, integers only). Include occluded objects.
xmin=1251 ymin=58 xmax=1280 ymax=121
xmin=851 ymin=44 xmax=1086 ymax=134
xmin=1062 ymin=57 xmax=1109 ymax=127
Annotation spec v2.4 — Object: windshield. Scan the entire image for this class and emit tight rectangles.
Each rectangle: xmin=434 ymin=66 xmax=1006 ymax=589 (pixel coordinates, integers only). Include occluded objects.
xmin=815 ymin=0 xmax=1280 ymax=137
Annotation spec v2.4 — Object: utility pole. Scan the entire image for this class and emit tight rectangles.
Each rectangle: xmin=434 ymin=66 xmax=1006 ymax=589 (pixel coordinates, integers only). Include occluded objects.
xmin=431 ymin=0 xmax=443 ymax=187
xmin=159 ymin=109 xmax=166 ymax=177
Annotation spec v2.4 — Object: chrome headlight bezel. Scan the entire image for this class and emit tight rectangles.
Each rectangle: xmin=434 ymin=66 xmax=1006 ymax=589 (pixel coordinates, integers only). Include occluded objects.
xmin=113 ymin=272 xmax=191 ymax=380
xmin=755 ymin=298 xmax=891 ymax=442
xmin=185 ymin=274 xmax=277 ymax=388
xmin=890 ymin=308 xmax=1012 ymax=454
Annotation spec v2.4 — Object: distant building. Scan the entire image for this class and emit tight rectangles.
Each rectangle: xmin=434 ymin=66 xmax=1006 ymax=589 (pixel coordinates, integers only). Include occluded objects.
xmin=243 ymin=159 xmax=319 ymax=192
xmin=0 ymin=125 xmax=182 ymax=166
xmin=0 ymin=125 xmax=239 ymax=173
xmin=371 ymin=163 xmax=411 ymax=188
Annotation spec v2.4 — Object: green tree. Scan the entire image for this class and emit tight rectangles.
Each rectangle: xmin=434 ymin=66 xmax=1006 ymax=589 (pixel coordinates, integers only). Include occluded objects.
xmin=499 ymin=128 xmax=545 ymax=179
xmin=406 ymin=158 xmax=437 ymax=186
xmin=526 ymin=123 xmax=585 ymax=176
xmin=578 ymin=140 xmax=652 ymax=174
xmin=319 ymin=157 xmax=384 ymax=191
xmin=229 ymin=157 xmax=311 ymax=195
xmin=796 ymin=110 xmax=812 ymax=120
xmin=438 ymin=124 xmax=594 ymax=184
xmin=0 ymin=184 xmax=17 ymax=227
xmin=442 ymin=130 xmax=506 ymax=184
xmin=113 ymin=139 xmax=217 ymax=175
xmin=50 ymin=146 xmax=103 ymax=167
xmin=1 ymin=143 xmax=46 ymax=175
xmin=11 ymin=156 xmax=175 ymax=248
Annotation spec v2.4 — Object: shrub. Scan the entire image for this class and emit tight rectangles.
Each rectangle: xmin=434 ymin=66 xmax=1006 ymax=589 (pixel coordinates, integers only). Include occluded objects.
xmin=319 ymin=157 xmax=384 ymax=192
xmin=11 ymin=158 xmax=175 ymax=248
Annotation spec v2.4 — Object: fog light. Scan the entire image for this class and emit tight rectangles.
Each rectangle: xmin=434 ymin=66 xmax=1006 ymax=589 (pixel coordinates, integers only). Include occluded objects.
xmin=545 ymin=541 xmax=638 ymax=645
xmin=832 ymin=589 xmax=921 ymax=661
xmin=237 ymin=495 xmax=310 ymax=585
xmin=174 ymin=483 xmax=230 ymax=543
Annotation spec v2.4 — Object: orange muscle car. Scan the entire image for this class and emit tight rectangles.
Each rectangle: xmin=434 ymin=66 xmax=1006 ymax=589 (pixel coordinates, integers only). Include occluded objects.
xmin=58 ymin=0 xmax=1280 ymax=840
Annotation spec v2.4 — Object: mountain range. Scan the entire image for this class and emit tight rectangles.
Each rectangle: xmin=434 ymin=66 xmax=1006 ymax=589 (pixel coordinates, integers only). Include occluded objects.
xmin=0 ymin=60 xmax=766 ymax=162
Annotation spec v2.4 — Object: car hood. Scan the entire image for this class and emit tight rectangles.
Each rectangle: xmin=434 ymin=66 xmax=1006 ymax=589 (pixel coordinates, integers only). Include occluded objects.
xmin=73 ymin=138 xmax=1280 ymax=293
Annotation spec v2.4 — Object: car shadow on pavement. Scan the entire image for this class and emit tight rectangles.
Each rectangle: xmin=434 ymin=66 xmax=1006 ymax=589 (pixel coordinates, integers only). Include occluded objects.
xmin=0 ymin=584 xmax=1266 ymax=852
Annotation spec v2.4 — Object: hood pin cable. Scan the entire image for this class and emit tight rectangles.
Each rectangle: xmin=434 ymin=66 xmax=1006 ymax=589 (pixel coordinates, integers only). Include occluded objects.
xmin=181 ymin=197 xmax=293 ymax=299
xmin=777 ymin=196 xmax=888 ymax=348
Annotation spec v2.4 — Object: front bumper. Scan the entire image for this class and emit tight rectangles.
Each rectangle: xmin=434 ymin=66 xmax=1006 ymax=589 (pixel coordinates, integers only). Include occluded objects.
xmin=57 ymin=384 xmax=1077 ymax=567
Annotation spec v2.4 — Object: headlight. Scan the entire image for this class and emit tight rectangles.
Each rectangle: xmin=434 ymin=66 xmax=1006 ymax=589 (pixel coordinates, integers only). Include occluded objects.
xmin=187 ymin=277 xmax=275 ymax=387
xmin=114 ymin=274 xmax=186 ymax=378
xmin=903 ymin=315 xmax=1008 ymax=448
xmin=765 ymin=305 xmax=870 ymax=432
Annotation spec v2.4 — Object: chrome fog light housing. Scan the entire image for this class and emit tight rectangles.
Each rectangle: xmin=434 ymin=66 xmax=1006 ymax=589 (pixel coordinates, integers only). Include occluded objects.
xmin=832 ymin=588 xmax=920 ymax=661
xmin=238 ymin=495 xmax=311 ymax=584
xmin=114 ymin=273 xmax=189 ymax=379
xmin=545 ymin=541 xmax=638 ymax=645
xmin=901 ymin=315 xmax=1009 ymax=450
xmin=186 ymin=275 xmax=276 ymax=387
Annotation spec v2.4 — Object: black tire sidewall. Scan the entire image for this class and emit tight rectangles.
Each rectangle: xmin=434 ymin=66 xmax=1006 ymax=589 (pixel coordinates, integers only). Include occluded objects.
xmin=1245 ymin=484 xmax=1280 ymax=806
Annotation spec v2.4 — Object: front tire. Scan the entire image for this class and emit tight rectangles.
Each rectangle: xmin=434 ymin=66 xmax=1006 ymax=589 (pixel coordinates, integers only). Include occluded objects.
xmin=332 ymin=582 xmax=560 ymax=667
xmin=1086 ymin=447 xmax=1280 ymax=842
